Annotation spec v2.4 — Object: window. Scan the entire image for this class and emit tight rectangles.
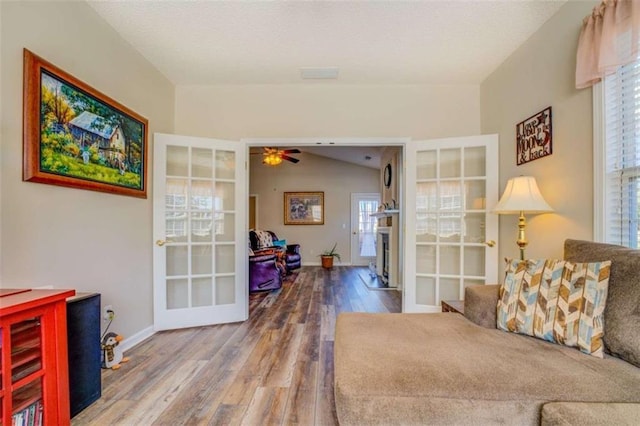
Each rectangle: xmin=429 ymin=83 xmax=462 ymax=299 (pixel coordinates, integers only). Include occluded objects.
xmin=597 ymin=57 xmax=640 ymax=248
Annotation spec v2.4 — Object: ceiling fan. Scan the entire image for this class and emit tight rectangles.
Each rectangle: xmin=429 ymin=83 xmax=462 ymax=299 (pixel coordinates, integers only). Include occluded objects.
xmin=253 ymin=147 xmax=301 ymax=166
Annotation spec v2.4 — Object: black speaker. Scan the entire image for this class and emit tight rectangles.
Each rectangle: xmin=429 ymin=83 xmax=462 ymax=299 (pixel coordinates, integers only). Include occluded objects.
xmin=67 ymin=293 xmax=101 ymax=418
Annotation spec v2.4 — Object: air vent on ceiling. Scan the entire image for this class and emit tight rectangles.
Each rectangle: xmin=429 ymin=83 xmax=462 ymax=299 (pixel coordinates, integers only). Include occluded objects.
xmin=300 ymin=67 xmax=339 ymax=80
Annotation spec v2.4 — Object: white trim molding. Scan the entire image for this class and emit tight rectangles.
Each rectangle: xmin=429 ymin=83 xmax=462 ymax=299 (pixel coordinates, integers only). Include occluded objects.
xmin=592 ymin=81 xmax=605 ymax=242
xmin=121 ymin=325 xmax=155 ymax=354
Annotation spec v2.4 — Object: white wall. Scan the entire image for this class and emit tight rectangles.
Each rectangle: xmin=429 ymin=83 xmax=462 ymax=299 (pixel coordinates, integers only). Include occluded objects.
xmin=480 ymin=0 xmax=598 ymax=262
xmin=175 ymin=84 xmax=480 ymax=139
xmin=0 ymin=1 xmax=175 ymax=340
xmin=250 ymin=152 xmax=379 ymax=264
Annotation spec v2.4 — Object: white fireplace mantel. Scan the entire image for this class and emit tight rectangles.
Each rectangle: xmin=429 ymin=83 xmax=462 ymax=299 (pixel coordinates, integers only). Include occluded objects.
xmin=370 ymin=209 xmax=399 ymax=218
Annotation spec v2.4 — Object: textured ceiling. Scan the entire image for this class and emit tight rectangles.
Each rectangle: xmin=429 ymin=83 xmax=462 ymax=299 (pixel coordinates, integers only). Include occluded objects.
xmin=87 ymin=0 xmax=567 ymax=86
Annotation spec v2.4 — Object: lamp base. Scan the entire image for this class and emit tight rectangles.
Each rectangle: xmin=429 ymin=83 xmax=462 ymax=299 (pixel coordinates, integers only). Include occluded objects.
xmin=516 ymin=211 xmax=528 ymax=261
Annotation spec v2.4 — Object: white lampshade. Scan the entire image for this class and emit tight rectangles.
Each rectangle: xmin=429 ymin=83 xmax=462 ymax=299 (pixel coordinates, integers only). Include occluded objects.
xmin=493 ymin=176 xmax=553 ymax=214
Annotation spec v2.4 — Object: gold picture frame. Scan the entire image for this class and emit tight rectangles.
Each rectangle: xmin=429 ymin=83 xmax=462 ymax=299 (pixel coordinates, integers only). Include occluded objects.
xmin=284 ymin=192 xmax=324 ymax=225
xmin=23 ymin=49 xmax=148 ymax=198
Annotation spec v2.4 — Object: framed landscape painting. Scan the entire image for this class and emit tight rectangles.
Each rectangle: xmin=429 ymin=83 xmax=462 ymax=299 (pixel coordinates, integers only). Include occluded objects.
xmin=284 ymin=192 xmax=324 ymax=225
xmin=23 ymin=49 xmax=148 ymax=198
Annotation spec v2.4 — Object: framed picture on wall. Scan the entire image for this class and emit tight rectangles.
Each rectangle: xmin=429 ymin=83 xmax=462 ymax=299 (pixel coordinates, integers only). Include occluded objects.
xmin=23 ymin=49 xmax=148 ymax=198
xmin=284 ymin=192 xmax=324 ymax=225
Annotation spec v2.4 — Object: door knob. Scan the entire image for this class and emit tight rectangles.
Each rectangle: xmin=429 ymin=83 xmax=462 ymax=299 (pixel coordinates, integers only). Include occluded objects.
xmin=485 ymin=240 xmax=496 ymax=247
xmin=353 ymin=231 xmax=357 ymax=235
xmin=156 ymin=240 xmax=173 ymax=247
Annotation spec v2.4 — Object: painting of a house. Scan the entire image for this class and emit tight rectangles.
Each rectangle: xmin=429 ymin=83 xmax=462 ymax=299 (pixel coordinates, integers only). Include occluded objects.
xmin=26 ymin=62 xmax=147 ymax=196
xmin=69 ymin=111 xmax=126 ymax=169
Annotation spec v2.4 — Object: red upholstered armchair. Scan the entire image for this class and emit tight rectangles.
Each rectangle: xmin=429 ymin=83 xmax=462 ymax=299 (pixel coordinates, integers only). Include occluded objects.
xmin=249 ymin=230 xmax=301 ymax=273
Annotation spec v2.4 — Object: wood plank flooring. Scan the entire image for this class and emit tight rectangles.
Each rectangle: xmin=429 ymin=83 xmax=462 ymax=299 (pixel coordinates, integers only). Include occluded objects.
xmin=72 ymin=266 xmax=401 ymax=425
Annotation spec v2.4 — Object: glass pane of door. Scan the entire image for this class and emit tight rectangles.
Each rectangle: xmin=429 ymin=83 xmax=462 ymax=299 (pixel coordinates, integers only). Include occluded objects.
xmin=359 ymin=199 xmax=378 ymax=257
xmin=351 ymin=194 xmax=380 ymax=266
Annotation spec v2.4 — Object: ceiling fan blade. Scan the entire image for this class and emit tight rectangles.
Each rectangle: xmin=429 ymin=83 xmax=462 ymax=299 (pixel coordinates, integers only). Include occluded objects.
xmin=281 ymin=154 xmax=300 ymax=163
xmin=281 ymin=149 xmax=301 ymax=154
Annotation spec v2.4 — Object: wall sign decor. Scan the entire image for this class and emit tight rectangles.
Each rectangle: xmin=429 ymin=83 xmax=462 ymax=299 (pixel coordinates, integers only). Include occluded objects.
xmin=516 ymin=106 xmax=552 ymax=166
xmin=23 ymin=49 xmax=148 ymax=198
xmin=284 ymin=191 xmax=324 ymax=225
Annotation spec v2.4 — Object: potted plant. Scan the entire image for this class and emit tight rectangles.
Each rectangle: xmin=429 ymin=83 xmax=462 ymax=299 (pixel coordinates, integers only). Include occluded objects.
xmin=320 ymin=243 xmax=341 ymax=269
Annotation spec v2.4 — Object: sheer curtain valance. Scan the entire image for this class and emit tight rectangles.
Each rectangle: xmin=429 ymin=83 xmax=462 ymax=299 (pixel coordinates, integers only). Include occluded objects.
xmin=576 ymin=0 xmax=640 ymax=89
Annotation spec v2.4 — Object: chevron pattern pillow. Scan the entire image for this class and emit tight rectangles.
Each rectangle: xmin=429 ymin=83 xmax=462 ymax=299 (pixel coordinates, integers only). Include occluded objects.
xmin=497 ymin=258 xmax=611 ymax=358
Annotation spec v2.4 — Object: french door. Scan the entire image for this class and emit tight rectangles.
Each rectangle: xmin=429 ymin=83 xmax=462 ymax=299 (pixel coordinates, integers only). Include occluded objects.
xmin=404 ymin=135 xmax=499 ymax=312
xmin=350 ymin=193 xmax=380 ymax=265
xmin=153 ymin=133 xmax=247 ymax=330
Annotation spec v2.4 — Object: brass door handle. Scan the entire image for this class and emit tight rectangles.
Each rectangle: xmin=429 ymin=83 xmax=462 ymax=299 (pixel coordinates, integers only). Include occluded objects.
xmin=156 ymin=239 xmax=173 ymax=246
xmin=485 ymin=240 xmax=496 ymax=247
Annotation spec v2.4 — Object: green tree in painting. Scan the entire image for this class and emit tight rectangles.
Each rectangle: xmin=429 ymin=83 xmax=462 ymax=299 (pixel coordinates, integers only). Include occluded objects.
xmin=41 ymin=84 xmax=74 ymax=129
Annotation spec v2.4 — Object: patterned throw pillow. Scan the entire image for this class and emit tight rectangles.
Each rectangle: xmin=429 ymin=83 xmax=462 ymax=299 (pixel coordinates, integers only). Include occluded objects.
xmin=497 ymin=258 xmax=611 ymax=358
xmin=254 ymin=230 xmax=273 ymax=249
xmin=273 ymin=239 xmax=287 ymax=248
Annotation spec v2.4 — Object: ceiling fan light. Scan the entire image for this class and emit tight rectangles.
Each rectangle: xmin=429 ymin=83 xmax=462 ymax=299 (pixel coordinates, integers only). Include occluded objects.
xmin=263 ymin=153 xmax=283 ymax=166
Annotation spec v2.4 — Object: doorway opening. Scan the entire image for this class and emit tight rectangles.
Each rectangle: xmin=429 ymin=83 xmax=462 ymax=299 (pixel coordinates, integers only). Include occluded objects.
xmin=245 ymin=137 xmax=407 ymax=303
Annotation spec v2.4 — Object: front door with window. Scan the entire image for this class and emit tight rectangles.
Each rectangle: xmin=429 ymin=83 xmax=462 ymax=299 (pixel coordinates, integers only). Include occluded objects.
xmin=351 ymin=193 xmax=380 ymax=266
xmin=153 ymin=133 xmax=247 ymax=330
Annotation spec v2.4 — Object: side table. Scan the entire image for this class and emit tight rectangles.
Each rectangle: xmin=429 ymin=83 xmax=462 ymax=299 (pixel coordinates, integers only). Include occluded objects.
xmin=441 ymin=300 xmax=464 ymax=315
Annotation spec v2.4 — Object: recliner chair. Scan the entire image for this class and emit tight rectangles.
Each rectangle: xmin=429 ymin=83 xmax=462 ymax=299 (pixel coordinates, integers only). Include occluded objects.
xmin=249 ymin=252 xmax=283 ymax=292
xmin=249 ymin=230 xmax=301 ymax=273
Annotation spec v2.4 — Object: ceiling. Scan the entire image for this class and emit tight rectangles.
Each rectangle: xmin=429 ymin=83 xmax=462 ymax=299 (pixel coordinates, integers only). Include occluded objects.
xmin=87 ymin=0 xmax=566 ymax=86
xmin=87 ymin=0 xmax=566 ymax=168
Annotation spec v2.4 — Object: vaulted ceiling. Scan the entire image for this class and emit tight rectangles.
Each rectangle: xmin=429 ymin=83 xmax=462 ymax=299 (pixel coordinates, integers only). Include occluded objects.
xmin=88 ymin=0 xmax=566 ymax=86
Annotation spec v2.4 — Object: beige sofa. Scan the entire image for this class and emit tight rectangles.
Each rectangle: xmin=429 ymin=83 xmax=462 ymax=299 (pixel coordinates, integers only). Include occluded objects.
xmin=334 ymin=240 xmax=640 ymax=425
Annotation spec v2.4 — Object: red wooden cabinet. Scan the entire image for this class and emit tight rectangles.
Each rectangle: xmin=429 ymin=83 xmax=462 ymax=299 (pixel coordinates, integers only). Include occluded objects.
xmin=0 ymin=289 xmax=75 ymax=426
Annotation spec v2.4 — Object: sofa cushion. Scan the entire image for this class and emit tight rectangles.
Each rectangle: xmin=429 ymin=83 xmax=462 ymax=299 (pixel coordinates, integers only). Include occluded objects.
xmin=541 ymin=402 xmax=640 ymax=426
xmin=334 ymin=312 xmax=640 ymax=426
xmin=564 ymin=239 xmax=640 ymax=367
xmin=497 ymin=258 xmax=611 ymax=357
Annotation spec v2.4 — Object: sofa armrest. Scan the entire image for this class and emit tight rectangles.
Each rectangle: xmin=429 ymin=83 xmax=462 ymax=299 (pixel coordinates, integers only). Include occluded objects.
xmin=249 ymin=253 xmax=277 ymax=263
xmin=286 ymin=244 xmax=300 ymax=254
xmin=464 ymin=284 xmax=499 ymax=329
xmin=541 ymin=402 xmax=640 ymax=426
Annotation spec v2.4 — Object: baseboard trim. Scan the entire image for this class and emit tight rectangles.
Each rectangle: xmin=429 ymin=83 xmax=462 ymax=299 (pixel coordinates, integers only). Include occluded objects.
xmin=303 ymin=262 xmax=353 ymax=266
xmin=121 ymin=325 xmax=155 ymax=353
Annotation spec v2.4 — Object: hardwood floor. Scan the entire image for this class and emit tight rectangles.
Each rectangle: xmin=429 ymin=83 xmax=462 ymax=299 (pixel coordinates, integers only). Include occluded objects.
xmin=72 ymin=266 xmax=401 ymax=425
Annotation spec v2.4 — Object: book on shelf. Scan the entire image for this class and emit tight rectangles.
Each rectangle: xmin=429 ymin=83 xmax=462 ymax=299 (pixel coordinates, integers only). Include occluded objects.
xmin=11 ymin=399 xmax=42 ymax=426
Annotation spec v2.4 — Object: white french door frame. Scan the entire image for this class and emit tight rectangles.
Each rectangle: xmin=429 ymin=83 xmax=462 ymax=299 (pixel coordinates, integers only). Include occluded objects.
xmin=153 ymin=133 xmax=247 ymax=331
xmin=404 ymin=134 xmax=499 ymax=313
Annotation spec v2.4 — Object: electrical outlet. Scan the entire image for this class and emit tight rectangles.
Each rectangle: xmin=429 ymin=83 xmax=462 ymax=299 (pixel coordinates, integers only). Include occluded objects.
xmin=103 ymin=305 xmax=115 ymax=321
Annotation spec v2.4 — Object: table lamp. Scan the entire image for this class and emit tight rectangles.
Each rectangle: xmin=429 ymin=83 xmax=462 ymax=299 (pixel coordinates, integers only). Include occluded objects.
xmin=493 ymin=176 xmax=553 ymax=260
